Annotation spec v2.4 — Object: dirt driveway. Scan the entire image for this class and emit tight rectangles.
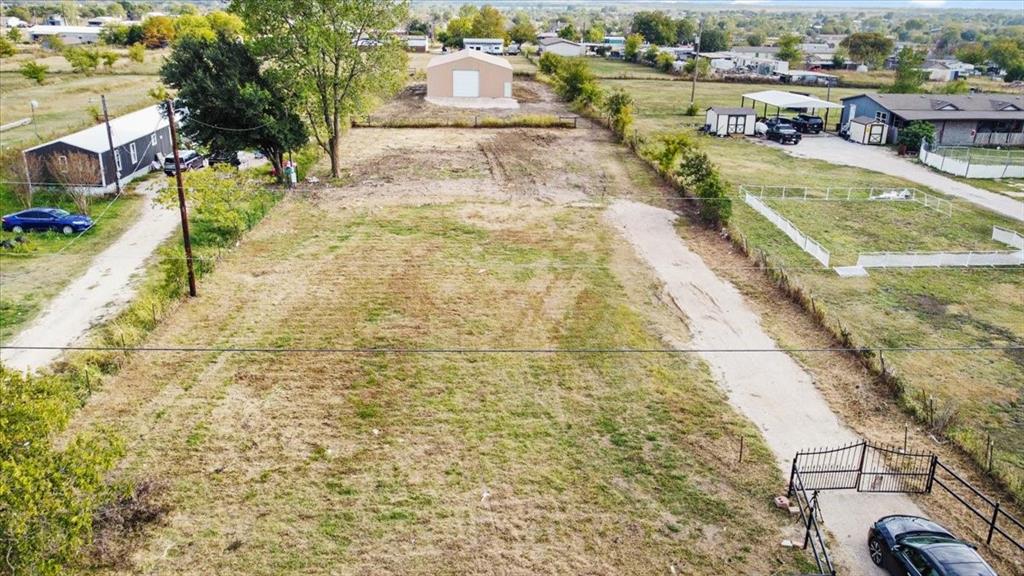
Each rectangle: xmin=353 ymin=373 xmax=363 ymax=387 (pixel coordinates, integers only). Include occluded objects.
xmin=605 ymin=200 xmax=923 ymax=575
xmin=761 ymin=133 xmax=1024 ymax=222
xmin=1 ymin=179 xmax=179 ymax=372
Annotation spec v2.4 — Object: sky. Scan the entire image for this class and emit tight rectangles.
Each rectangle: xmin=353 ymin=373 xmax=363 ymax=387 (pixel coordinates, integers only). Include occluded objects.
xmin=415 ymin=0 xmax=1024 ymax=9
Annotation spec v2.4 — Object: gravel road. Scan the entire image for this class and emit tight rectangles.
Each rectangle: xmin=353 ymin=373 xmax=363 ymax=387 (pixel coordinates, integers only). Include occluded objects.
xmin=1 ymin=180 xmax=179 ymax=372
xmin=606 ymin=199 xmax=923 ymax=575
xmin=762 ymin=134 xmax=1024 ymax=222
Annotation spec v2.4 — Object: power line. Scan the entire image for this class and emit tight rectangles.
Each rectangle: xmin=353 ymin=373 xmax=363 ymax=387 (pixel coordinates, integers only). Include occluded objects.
xmin=1 ymin=344 xmax=1019 ymax=355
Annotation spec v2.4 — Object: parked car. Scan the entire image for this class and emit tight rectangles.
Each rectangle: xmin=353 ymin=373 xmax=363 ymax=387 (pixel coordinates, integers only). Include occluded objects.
xmin=1 ymin=208 xmax=94 ymax=235
xmin=163 ymin=150 xmax=205 ymax=176
xmin=506 ymin=43 xmax=521 ymax=55
xmin=868 ymin=515 xmax=997 ymax=576
xmin=790 ymin=113 xmax=824 ymax=134
xmin=764 ymin=118 xmax=802 ymax=144
xmin=208 ymin=151 xmax=241 ymax=167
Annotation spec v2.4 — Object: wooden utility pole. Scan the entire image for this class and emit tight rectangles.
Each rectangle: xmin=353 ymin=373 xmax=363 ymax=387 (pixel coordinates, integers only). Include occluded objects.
xmin=165 ymin=99 xmax=197 ymax=297
xmin=690 ymin=20 xmax=702 ymax=106
xmin=101 ymin=95 xmax=122 ymax=195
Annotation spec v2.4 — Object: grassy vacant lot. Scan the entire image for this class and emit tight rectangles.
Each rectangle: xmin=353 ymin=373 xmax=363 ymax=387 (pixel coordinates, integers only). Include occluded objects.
xmin=62 ymin=128 xmax=809 ymax=575
xmin=593 ymin=70 xmax=1024 ymax=498
xmin=0 ymin=186 xmax=144 ymax=342
xmin=0 ymin=47 xmax=167 ymax=151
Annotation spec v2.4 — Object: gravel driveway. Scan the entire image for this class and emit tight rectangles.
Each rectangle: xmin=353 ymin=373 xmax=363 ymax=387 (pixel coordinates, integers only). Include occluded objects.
xmin=606 ymin=200 xmax=923 ymax=576
xmin=1 ymin=179 xmax=180 ymax=372
xmin=762 ymin=134 xmax=1024 ymax=222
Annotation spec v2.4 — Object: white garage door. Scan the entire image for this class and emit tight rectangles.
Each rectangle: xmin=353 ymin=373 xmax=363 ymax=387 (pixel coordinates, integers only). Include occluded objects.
xmin=452 ymin=70 xmax=480 ymax=98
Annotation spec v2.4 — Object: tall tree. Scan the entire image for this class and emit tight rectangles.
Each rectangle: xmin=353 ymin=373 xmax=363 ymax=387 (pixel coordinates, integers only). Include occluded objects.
xmin=232 ymin=0 xmax=408 ymax=178
xmin=509 ymin=12 xmax=537 ymax=45
xmin=470 ymin=5 xmax=507 ymax=41
xmin=776 ymin=34 xmax=803 ymax=69
xmin=585 ymin=24 xmax=605 ymax=44
xmin=839 ymin=32 xmax=894 ymax=68
xmin=439 ymin=15 xmax=472 ymax=48
xmin=699 ymin=29 xmax=728 ymax=53
xmin=558 ymin=24 xmax=581 ymax=42
xmin=161 ymin=33 xmax=308 ymax=180
xmin=674 ymin=18 xmax=696 ymax=46
xmin=887 ymin=46 xmax=928 ymax=93
xmin=630 ymin=11 xmax=675 ymax=46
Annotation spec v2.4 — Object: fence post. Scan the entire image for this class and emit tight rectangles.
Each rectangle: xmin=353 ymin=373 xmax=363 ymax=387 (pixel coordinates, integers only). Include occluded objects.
xmin=788 ymin=459 xmax=798 ymax=496
xmin=925 ymin=456 xmax=937 ymax=493
xmin=987 ymin=501 xmax=1000 ymax=545
xmin=856 ymin=442 xmax=867 ymax=490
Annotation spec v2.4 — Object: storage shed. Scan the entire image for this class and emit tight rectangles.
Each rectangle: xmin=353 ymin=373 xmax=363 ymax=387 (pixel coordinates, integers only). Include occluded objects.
xmin=847 ymin=117 xmax=889 ymax=145
xmin=705 ymin=107 xmax=756 ymax=136
xmin=426 ymin=50 xmax=514 ymax=104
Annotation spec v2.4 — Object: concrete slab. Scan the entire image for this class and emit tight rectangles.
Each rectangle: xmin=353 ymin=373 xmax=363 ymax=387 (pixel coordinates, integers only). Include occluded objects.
xmin=424 ymin=96 xmax=520 ymax=110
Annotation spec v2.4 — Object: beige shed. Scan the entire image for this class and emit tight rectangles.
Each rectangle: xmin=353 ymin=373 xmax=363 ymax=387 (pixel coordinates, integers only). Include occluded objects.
xmin=426 ymin=50 xmax=514 ymax=101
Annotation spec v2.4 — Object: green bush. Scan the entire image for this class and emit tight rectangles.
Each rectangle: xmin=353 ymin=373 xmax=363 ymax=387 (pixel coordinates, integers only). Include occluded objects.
xmin=552 ymin=58 xmax=603 ymax=109
xmin=63 ymin=47 xmax=101 ymax=75
xmin=0 ymin=36 xmax=14 ymax=57
xmin=538 ymin=51 xmax=564 ymax=75
xmin=19 ymin=61 xmax=49 ymax=84
xmin=655 ymin=52 xmax=676 ymax=73
xmin=0 ymin=367 xmax=124 ymax=576
xmin=897 ymin=120 xmax=934 ymax=152
xmin=695 ymin=171 xmax=732 ymax=225
xmin=601 ymin=89 xmax=635 ymax=140
xmin=684 ymin=102 xmax=700 ymax=116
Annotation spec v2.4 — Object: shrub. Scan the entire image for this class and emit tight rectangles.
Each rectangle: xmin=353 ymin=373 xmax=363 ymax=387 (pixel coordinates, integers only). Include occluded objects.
xmin=642 ymin=46 xmax=659 ymax=64
xmin=7 ymin=27 xmax=22 ymax=43
xmin=100 ymin=50 xmax=119 ymax=71
xmin=684 ymin=102 xmax=700 ymax=116
xmin=601 ymin=89 xmax=635 ymax=139
xmin=695 ymin=171 xmax=732 ymax=225
xmin=655 ymin=52 xmax=676 ymax=73
xmin=677 ymin=149 xmax=715 ymax=186
xmin=0 ymin=36 xmax=14 ymax=57
xmin=0 ymin=367 xmax=124 ymax=576
xmin=654 ymin=133 xmax=695 ymax=175
xmin=553 ymin=58 xmax=603 ymax=109
xmin=897 ymin=120 xmax=934 ymax=152
xmin=538 ymin=51 xmax=564 ymax=75
xmin=64 ymin=46 xmax=101 ymax=75
xmin=128 ymin=43 xmax=146 ymax=64
xmin=624 ymin=33 xmax=643 ymax=62
xmin=19 ymin=61 xmax=48 ymax=84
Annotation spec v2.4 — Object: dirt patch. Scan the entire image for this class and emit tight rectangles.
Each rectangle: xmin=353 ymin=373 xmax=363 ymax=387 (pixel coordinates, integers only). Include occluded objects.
xmin=371 ymin=80 xmax=565 ymax=123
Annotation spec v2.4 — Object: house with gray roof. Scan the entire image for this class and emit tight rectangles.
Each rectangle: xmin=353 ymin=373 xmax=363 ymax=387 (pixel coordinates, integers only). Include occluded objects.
xmin=839 ymin=93 xmax=1024 ymax=146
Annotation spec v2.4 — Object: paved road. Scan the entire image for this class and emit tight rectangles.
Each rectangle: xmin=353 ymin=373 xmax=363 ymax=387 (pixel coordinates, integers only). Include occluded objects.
xmin=763 ymin=134 xmax=1024 ymax=222
xmin=607 ymin=200 xmax=923 ymax=576
xmin=1 ymin=180 xmax=179 ymax=372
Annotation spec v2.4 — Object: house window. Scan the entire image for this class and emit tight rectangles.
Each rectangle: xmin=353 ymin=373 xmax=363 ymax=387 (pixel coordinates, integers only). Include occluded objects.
xmin=151 ymin=133 xmax=157 ymax=146
xmin=875 ymin=111 xmax=889 ymax=123
xmin=57 ymin=155 xmax=68 ymax=173
xmin=129 ymin=142 xmax=138 ymax=164
xmin=114 ymin=150 xmax=122 ymax=172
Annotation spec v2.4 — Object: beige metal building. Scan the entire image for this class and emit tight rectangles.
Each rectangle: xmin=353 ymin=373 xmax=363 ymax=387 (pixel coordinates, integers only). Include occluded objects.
xmin=426 ymin=50 xmax=513 ymax=100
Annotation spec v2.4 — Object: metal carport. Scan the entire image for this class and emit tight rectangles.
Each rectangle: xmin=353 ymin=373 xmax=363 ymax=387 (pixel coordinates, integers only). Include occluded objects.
xmin=740 ymin=89 xmax=844 ymax=128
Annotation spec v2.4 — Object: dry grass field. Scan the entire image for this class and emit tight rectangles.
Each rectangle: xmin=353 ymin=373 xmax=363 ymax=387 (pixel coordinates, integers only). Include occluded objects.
xmin=62 ymin=127 xmax=813 ymax=575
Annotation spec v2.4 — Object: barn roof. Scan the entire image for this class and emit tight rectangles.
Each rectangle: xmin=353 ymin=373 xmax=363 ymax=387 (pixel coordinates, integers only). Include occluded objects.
xmin=427 ymin=50 xmax=513 ymax=70
xmin=24 ymin=105 xmax=170 ymax=155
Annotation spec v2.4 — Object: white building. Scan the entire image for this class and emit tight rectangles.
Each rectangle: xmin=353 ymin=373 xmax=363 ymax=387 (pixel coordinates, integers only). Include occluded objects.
xmin=705 ymin=107 xmax=756 ymax=136
xmin=538 ymin=37 xmax=583 ymax=57
xmin=27 ymin=25 xmax=101 ymax=45
xmin=463 ymin=38 xmax=504 ymax=55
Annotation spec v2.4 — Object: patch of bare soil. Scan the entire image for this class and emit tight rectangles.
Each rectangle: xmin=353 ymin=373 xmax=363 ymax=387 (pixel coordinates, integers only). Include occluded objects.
xmin=372 ymin=80 xmax=565 ymax=123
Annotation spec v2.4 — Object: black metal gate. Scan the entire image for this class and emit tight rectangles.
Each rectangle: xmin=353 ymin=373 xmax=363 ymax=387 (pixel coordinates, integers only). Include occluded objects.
xmin=788 ymin=441 xmax=936 ymax=495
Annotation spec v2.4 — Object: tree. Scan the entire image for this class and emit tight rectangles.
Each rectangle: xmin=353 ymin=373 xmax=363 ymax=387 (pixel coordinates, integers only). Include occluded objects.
xmin=839 ymin=32 xmax=893 ymax=68
xmin=107 ymin=2 xmax=126 ymax=18
xmin=897 ymin=121 xmax=934 ymax=152
xmin=987 ymin=38 xmax=1023 ymax=71
xmin=941 ymin=79 xmax=970 ymax=94
xmin=100 ymin=50 xmax=119 ymax=71
xmin=695 ymin=171 xmax=731 ymax=225
xmin=59 ymin=0 xmax=80 ymax=24
xmin=699 ymin=29 xmax=728 ymax=53
xmin=683 ymin=57 xmax=710 ymax=78
xmin=675 ymin=18 xmax=696 ymax=46
xmin=656 ymin=51 xmax=676 ymax=73
xmin=470 ymin=5 xmax=507 ymax=41
xmin=630 ymin=11 xmax=675 ymax=46
xmin=585 ymin=25 xmax=604 ymax=44
xmin=0 ymin=37 xmax=14 ymax=57
xmin=553 ymin=58 xmax=602 ymax=108
xmin=746 ymin=32 xmax=766 ymax=47
xmin=832 ymin=47 xmax=848 ymax=68
xmin=1005 ymin=62 xmax=1024 ymax=83
xmin=161 ymin=34 xmax=309 ymax=182
xmin=538 ymin=51 xmax=563 ymax=75
xmin=509 ymin=13 xmax=537 ymax=45
xmin=33 ymin=151 xmax=99 ymax=214
xmin=624 ymin=33 xmax=643 ymax=62
xmin=888 ymin=46 xmax=927 ymax=93
xmin=63 ymin=47 xmax=101 ymax=75
xmin=642 ymin=45 xmax=659 ymax=64
xmin=19 ymin=61 xmax=48 ymax=84
xmin=407 ymin=18 xmax=430 ymax=36
xmin=558 ymin=24 xmax=581 ymax=42
xmin=233 ymin=0 xmax=408 ymax=178
xmin=777 ymin=34 xmax=803 ymax=68
xmin=7 ymin=27 xmax=22 ymax=43
xmin=955 ymin=43 xmax=987 ymax=66
xmin=142 ymin=15 xmax=176 ymax=48
xmin=100 ymin=23 xmax=144 ymax=46
xmin=438 ymin=15 xmax=472 ymax=49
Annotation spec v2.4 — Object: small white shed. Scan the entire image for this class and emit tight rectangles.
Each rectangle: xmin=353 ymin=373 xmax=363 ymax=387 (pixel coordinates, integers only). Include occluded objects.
xmin=705 ymin=107 xmax=756 ymax=136
xmin=848 ymin=116 xmax=888 ymax=145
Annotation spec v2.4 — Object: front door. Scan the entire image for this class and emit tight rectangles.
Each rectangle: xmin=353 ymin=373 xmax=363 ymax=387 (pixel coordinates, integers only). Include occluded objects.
xmin=452 ymin=70 xmax=480 ymax=98
xmin=727 ymin=115 xmax=746 ymax=134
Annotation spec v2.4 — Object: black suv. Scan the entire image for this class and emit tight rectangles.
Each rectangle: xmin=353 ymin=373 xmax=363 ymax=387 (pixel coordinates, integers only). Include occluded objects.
xmin=765 ymin=118 xmax=802 ymax=144
xmin=209 ymin=151 xmax=242 ymax=167
xmin=163 ymin=150 xmax=205 ymax=176
xmin=790 ymin=113 xmax=824 ymax=134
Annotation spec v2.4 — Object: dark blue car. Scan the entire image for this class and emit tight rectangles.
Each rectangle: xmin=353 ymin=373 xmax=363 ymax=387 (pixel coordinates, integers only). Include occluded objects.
xmin=1 ymin=208 xmax=94 ymax=235
xmin=868 ymin=515 xmax=997 ymax=576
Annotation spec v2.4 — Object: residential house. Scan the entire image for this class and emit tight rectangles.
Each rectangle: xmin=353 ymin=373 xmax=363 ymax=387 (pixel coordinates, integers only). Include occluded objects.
xmin=839 ymin=93 xmax=1024 ymax=146
xmin=538 ymin=37 xmax=583 ymax=57
xmin=463 ymin=38 xmax=504 ymax=55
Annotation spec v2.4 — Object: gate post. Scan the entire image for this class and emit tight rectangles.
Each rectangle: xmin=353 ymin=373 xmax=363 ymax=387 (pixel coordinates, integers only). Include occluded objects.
xmin=855 ymin=442 xmax=868 ymax=491
xmin=926 ymin=456 xmax=937 ymax=493
xmin=803 ymin=492 xmax=818 ymax=549
xmin=788 ymin=459 xmax=798 ymax=497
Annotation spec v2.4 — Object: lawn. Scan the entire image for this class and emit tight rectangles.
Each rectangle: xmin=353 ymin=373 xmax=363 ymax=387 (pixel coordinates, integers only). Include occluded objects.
xmin=0 ymin=47 xmax=167 ymax=151
xmin=0 ymin=185 xmax=145 ymax=342
xmin=592 ymin=71 xmax=1024 ymax=500
xmin=59 ymin=127 xmax=811 ymax=575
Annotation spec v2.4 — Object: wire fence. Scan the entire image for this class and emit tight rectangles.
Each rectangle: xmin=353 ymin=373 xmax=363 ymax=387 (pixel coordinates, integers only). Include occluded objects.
xmin=920 ymin=141 xmax=1024 ymax=179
